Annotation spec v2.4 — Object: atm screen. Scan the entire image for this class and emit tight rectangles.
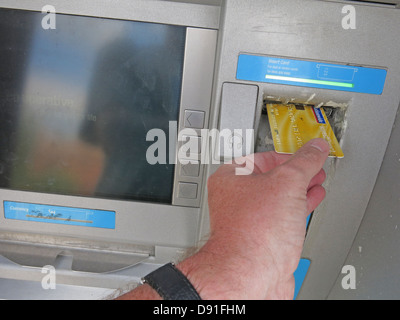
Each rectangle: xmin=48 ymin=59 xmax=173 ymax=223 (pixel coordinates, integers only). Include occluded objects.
xmin=0 ymin=8 xmax=186 ymax=204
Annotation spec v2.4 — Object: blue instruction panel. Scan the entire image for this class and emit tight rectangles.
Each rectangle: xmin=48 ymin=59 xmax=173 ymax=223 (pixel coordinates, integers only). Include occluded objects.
xmin=4 ymin=201 xmax=115 ymax=229
xmin=237 ymin=54 xmax=387 ymax=95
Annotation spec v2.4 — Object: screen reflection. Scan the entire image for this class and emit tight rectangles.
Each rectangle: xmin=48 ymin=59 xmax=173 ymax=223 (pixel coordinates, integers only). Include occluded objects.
xmin=0 ymin=9 xmax=186 ymax=204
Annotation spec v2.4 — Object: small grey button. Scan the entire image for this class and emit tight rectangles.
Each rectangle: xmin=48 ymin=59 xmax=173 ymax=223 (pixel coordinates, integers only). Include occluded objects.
xmin=178 ymin=135 xmax=202 ymax=161
xmin=180 ymin=161 xmax=201 ymax=177
xmin=178 ymin=183 xmax=198 ymax=199
xmin=184 ymin=110 xmax=205 ymax=129
xmin=182 ymin=135 xmax=202 ymax=154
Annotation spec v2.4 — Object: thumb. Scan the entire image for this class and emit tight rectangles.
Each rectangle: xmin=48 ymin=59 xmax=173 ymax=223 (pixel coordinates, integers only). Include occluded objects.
xmin=283 ymin=139 xmax=330 ymax=183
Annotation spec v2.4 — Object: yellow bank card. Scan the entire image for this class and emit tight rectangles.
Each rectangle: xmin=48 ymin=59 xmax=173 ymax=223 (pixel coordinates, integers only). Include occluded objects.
xmin=266 ymin=103 xmax=344 ymax=158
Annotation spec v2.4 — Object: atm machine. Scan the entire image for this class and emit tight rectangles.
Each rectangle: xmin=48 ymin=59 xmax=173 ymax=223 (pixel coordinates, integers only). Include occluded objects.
xmin=0 ymin=0 xmax=399 ymax=300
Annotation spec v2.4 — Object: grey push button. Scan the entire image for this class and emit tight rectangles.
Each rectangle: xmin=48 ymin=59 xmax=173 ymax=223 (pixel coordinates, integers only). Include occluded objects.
xmin=184 ymin=110 xmax=205 ymax=129
xmin=178 ymin=182 xmax=198 ymax=199
xmin=180 ymin=161 xmax=201 ymax=177
xmin=178 ymin=135 xmax=202 ymax=161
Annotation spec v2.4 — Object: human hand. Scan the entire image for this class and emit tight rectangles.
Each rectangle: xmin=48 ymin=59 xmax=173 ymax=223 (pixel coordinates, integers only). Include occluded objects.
xmin=178 ymin=138 xmax=330 ymax=300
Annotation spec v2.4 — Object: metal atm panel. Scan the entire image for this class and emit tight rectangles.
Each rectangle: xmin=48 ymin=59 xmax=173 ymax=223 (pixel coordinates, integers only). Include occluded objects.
xmin=204 ymin=0 xmax=400 ymax=300
xmin=0 ymin=0 xmax=399 ymax=300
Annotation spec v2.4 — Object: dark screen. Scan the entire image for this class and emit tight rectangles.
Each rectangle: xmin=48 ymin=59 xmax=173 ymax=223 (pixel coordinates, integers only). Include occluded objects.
xmin=0 ymin=8 xmax=186 ymax=204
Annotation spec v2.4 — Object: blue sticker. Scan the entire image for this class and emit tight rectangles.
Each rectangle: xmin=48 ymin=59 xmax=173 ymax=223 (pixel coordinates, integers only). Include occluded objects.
xmin=294 ymin=259 xmax=311 ymax=300
xmin=237 ymin=54 xmax=387 ymax=95
xmin=292 ymin=214 xmax=313 ymax=300
xmin=4 ymin=201 xmax=115 ymax=229
xmin=313 ymin=107 xmax=326 ymax=124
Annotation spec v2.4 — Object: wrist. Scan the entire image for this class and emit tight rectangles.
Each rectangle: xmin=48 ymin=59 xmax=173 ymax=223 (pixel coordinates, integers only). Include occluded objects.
xmin=177 ymin=235 xmax=278 ymax=300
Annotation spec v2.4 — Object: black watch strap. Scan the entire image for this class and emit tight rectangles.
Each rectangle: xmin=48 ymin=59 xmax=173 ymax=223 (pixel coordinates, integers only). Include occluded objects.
xmin=143 ymin=263 xmax=202 ymax=300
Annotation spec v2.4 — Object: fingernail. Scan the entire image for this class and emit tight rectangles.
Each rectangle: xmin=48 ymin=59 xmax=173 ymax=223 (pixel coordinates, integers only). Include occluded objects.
xmin=310 ymin=139 xmax=330 ymax=153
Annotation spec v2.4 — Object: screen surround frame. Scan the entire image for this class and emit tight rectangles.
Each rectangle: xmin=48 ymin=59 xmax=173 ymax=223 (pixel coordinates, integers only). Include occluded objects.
xmin=0 ymin=1 xmax=219 ymax=257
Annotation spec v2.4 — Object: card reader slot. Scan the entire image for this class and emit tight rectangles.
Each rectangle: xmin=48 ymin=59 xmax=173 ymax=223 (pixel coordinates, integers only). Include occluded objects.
xmin=257 ymin=100 xmax=347 ymax=154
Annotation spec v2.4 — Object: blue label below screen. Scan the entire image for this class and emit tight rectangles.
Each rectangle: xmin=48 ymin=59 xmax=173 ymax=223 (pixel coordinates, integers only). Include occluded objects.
xmin=237 ymin=54 xmax=387 ymax=95
xmin=4 ymin=201 xmax=115 ymax=229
